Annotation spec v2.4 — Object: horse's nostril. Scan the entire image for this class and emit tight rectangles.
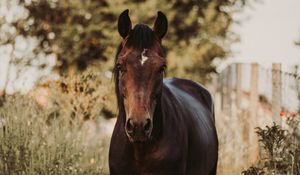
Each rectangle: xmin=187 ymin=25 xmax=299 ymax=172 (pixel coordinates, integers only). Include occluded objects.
xmin=144 ymin=119 xmax=152 ymax=133
xmin=126 ymin=119 xmax=134 ymax=133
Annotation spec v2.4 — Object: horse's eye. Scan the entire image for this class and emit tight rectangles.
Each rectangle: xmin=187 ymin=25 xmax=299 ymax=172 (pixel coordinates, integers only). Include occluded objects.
xmin=159 ymin=65 xmax=166 ymax=73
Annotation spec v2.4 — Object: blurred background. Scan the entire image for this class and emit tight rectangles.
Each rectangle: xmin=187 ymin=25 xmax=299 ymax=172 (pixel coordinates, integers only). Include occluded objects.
xmin=0 ymin=0 xmax=299 ymax=174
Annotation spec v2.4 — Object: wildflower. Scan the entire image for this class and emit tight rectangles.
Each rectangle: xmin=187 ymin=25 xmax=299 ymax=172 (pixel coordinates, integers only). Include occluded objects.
xmin=90 ymin=158 xmax=95 ymax=164
xmin=279 ymin=111 xmax=286 ymax=117
xmin=290 ymin=112 xmax=297 ymax=118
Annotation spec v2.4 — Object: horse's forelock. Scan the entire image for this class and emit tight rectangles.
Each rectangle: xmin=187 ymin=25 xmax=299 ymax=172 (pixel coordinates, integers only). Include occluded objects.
xmin=126 ymin=24 xmax=156 ymax=50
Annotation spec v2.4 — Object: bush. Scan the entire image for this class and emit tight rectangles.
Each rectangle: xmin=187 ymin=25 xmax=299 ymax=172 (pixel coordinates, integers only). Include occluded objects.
xmin=242 ymin=115 xmax=300 ymax=175
xmin=47 ymin=69 xmax=116 ymax=124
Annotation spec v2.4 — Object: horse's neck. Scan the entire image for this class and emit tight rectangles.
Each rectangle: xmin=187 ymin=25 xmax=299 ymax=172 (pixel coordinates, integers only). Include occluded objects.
xmin=151 ymin=99 xmax=164 ymax=141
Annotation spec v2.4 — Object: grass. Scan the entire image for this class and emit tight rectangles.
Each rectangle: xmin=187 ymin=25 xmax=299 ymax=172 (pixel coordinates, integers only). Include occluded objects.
xmin=0 ymin=70 xmax=113 ymax=175
xmin=5 ymin=69 xmax=300 ymax=175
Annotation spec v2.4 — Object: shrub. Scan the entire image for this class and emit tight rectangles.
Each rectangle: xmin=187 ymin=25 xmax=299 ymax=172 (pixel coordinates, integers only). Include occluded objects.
xmin=242 ymin=114 xmax=300 ymax=175
xmin=47 ymin=69 xmax=116 ymax=124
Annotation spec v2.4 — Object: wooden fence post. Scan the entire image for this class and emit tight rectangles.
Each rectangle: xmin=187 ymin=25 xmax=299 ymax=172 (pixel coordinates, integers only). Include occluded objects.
xmin=272 ymin=63 xmax=282 ymax=125
xmin=250 ymin=63 xmax=259 ymax=120
xmin=249 ymin=63 xmax=260 ymax=162
xmin=236 ymin=63 xmax=242 ymax=109
xmin=227 ymin=65 xmax=233 ymax=116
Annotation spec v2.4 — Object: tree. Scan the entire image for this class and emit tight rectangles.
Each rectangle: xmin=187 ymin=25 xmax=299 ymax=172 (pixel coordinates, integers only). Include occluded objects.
xmin=0 ymin=0 xmax=56 ymax=96
xmin=17 ymin=0 xmax=250 ymax=82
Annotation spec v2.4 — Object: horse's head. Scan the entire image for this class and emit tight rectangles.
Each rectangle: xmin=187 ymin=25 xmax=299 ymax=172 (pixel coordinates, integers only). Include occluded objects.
xmin=114 ymin=10 xmax=168 ymax=143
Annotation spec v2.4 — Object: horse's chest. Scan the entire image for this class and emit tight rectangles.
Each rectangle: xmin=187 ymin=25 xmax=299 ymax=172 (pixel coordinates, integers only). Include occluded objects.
xmin=131 ymin=145 xmax=185 ymax=175
xmin=132 ymin=158 xmax=183 ymax=175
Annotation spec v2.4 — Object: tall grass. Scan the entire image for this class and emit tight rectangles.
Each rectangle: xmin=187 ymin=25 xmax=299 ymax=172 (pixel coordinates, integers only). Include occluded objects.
xmin=0 ymin=70 xmax=113 ymax=175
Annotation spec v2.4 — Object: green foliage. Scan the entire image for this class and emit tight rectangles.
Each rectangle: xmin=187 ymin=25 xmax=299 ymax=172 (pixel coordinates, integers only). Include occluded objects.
xmin=243 ymin=120 xmax=300 ymax=175
xmin=255 ymin=123 xmax=287 ymax=159
xmin=17 ymin=0 xmax=249 ymax=82
xmin=18 ymin=0 xmax=117 ymax=73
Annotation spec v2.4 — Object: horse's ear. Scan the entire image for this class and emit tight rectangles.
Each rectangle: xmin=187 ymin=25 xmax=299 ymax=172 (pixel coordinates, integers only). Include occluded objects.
xmin=153 ymin=11 xmax=168 ymax=39
xmin=118 ymin=9 xmax=132 ymax=38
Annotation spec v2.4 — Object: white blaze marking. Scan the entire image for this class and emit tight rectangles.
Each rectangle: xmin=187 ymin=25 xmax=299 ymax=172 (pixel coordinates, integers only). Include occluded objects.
xmin=140 ymin=49 xmax=149 ymax=66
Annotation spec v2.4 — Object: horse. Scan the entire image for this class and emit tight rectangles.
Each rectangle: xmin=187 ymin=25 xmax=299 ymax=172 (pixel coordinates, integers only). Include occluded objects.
xmin=109 ymin=9 xmax=218 ymax=175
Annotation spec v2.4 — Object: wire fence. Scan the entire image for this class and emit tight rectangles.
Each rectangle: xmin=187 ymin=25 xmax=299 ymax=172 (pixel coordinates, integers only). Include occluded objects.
xmin=209 ymin=63 xmax=300 ymax=175
xmin=212 ymin=63 xmax=300 ymax=122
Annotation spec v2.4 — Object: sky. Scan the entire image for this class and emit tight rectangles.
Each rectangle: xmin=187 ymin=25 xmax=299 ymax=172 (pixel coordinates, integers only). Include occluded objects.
xmin=230 ymin=0 xmax=300 ymax=65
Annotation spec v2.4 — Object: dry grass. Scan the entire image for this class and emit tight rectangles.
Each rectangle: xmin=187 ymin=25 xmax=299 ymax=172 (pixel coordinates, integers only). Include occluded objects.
xmin=215 ymin=93 xmax=274 ymax=175
xmin=0 ymin=70 xmax=115 ymax=175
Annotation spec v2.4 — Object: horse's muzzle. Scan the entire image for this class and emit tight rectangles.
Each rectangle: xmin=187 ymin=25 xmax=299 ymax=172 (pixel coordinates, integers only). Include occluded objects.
xmin=125 ymin=118 xmax=152 ymax=142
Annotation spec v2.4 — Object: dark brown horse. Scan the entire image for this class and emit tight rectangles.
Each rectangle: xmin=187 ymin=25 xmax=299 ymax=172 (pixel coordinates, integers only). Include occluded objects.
xmin=109 ymin=9 xmax=218 ymax=175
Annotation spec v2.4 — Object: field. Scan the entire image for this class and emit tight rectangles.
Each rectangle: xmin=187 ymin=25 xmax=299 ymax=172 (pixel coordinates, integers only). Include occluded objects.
xmin=1 ymin=68 xmax=300 ymax=175
xmin=0 ymin=72 xmax=113 ymax=175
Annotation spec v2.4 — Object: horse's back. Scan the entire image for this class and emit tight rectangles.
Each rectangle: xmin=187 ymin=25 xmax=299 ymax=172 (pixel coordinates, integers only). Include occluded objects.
xmin=163 ymin=77 xmax=218 ymax=175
